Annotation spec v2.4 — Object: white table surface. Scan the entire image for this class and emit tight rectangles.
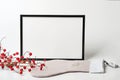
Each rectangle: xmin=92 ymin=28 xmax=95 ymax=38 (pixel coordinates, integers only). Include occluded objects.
xmin=1 ymin=38 xmax=120 ymax=80
xmin=1 ymin=54 xmax=120 ymax=80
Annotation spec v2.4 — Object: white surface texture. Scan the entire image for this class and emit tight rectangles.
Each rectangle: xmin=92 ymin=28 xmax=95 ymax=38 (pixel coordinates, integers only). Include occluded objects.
xmin=0 ymin=0 xmax=120 ymax=80
xmin=23 ymin=17 xmax=83 ymax=59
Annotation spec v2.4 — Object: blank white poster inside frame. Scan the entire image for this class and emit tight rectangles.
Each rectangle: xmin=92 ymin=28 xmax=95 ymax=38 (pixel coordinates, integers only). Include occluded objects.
xmin=20 ymin=15 xmax=85 ymax=60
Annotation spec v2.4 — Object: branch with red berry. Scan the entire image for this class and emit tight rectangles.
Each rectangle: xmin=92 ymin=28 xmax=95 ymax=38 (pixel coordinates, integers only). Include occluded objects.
xmin=0 ymin=37 xmax=46 ymax=75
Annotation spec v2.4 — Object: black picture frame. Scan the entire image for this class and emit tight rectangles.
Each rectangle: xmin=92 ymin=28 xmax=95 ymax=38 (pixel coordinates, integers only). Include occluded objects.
xmin=20 ymin=15 xmax=85 ymax=60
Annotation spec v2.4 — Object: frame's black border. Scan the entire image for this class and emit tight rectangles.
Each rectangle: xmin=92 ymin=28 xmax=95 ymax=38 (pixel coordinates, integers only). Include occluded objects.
xmin=20 ymin=15 xmax=85 ymax=60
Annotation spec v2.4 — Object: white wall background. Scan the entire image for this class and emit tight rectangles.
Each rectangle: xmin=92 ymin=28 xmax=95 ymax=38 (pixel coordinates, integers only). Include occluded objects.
xmin=0 ymin=0 xmax=120 ymax=80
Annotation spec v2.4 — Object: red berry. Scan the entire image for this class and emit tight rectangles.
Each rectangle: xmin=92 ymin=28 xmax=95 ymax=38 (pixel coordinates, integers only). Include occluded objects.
xmin=3 ymin=49 xmax=6 ymax=52
xmin=32 ymin=59 xmax=36 ymax=65
xmin=1 ymin=65 xmax=4 ymax=69
xmin=9 ymin=55 xmax=13 ymax=59
xmin=29 ymin=52 xmax=32 ymax=56
xmin=16 ymin=57 xmax=20 ymax=61
xmin=40 ymin=66 xmax=43 ymax=70
xmin=19 ymin=71 xmax=23 ymax=74
xmin=28 ymin=69 xmax=31 ymax=72
xmin=16 ymin=58 xmax=20 ymax=62
xmin=13 ymin=53 xmax=16 ymax=56
xmin=16 ymin=52 xmax=19 ymax=55
xmin=1 ymin=64 xmax=4 ymax=69
xmin=0 ymin=53 xmax=6 ymax=59
xmin=20 ymin=56 xmax=24 ymax=59
xmin=0 ymin=60 xmax=1 ymax=63
xmin=16 ymin=57 xmax=21 ymax=62
xmin=16 ymin=65 xmax=19 ymax=69
xmin=18 ymin=60 xmax=21 ymax=63
xmin=4 ymin=60 xmax=7 ymax=63
xmin=7 ymin=59 xmax=12 ymax=63
xmin=23 ymin=66 xmax=26 ymax=69
xmin=1 ymin=57 xmax=4 ymax=59
xmin=20 ymin=69 xmax=23 ymax=72
xmin=30 ymin=65 xmax=35 ymax=68
xmin=41 ymin=63 xmax=45 ymax=67
xmin=40 ymin=63 xmax=45 ymax=70
xmin=11 ymin=67 xmax=14 ymax=71
xmin=1 ymin=53 xmax=6 ymax=57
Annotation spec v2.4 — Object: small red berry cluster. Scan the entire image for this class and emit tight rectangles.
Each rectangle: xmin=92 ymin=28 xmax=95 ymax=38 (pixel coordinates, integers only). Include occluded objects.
xmin=0 ymin=45 xmax=46 ymax=75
